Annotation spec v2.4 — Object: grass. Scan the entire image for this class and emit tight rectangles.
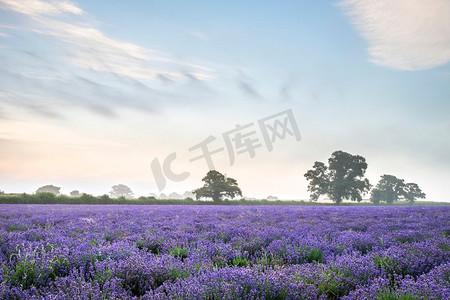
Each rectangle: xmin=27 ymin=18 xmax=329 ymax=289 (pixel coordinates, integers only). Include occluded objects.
xmin=1 ymin=193 xmax=449 ymax=206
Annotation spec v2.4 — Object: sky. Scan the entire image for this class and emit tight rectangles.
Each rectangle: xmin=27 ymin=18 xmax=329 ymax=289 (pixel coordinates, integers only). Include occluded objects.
xmin=0 ymin=0 xmax=449 ymax=200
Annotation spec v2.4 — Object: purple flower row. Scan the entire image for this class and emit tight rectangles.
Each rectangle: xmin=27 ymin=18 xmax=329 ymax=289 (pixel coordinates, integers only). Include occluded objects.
xmin=0 ymin=205 xmax=448 ymax=299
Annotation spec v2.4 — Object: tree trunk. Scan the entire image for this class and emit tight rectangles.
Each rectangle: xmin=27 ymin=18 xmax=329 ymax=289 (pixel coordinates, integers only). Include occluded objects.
xmin=212 ymin=192 xmax=221 ymax=203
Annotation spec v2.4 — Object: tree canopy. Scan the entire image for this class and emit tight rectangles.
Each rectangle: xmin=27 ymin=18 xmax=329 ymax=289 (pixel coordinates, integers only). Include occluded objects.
xmin=304 ymin=151 xmax=371 ymax=204
xmin=110 ymin=184 xmax=134 ymax=199
xmin=371 ymin=175 xmax=425 ymax=204
xmin=36 ymin=185 xmax=61 ymax=195
xmin=193 ymin=170 xmax=242 ymax=203
xmin=70 ymin=190 xmax=81 ymax=197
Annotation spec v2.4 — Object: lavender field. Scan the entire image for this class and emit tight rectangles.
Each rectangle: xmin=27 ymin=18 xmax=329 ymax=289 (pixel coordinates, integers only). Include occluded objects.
xmin=0 ymin=205 xmax=449 ymax=299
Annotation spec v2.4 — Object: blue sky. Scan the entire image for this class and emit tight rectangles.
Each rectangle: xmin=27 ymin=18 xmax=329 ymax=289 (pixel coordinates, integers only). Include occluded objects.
xmin=0 ymin=0 xmax=449 ymax=200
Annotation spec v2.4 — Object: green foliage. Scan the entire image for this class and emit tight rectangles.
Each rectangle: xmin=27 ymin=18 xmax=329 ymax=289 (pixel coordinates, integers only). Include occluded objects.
xmin=304 ymin=151 xmax=371 ymax=204
xmin=232 ymin=255 xmax=249 ymax=267
xmin=136 ymin=239 xmax=162 ymax=254
xmin=110 ymin=184 xmax=134 ymax=199
xmin=6 ymin=259 xmax=40 ymax=289
xmin=304 ymin=162 xmax=329 ymax=201
xmin=35 ymin=192 xmax=56 ymax=202
xmin=403 ymin=183 xmax=426 ymax=204
xmin=354 ymin=241 xmax=373 ymax=255
xmin=80 ymin=193 xmax=96 ymax=202
xmin=0 ymin=193 xmax=443 ymax=206
xmin=193 ymin=170 xmax=242 ymax=202
xmin=306 ymin=248 xmax=323 ymax=263
xmin=371 ymin=175 xmax=425 ymax=204
xmin=171 ymin=246 xmax=189 ymax=260
xmin=35 ymin=185 xmax=60 ymax=195
xmin=93 ymin=264 xmax=113 ymax=285
xmin=48 ymin=256 xmax=72 ymax=280
xmin=70 ymin=190 xmax=80 ymax=197
xmin=374 ymin=255 xmax=405 ymax=280
xmin=371 ymin=175 xmax=405 ymax=204
xmin=169 ymin=268 xmax=189 ymax=280
xmin=316 ymin=268 xmax=347 ymax=298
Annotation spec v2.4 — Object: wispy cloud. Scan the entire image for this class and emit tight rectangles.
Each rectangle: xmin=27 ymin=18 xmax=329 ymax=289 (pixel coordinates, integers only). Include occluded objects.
xmin=188 ymin=30 xmax=207 ymax=41
xmin=340 ymin=0 xmax=450 ymax=70
xmin=0 ymin=0 xmax=83 ymax=16
xmin=0 ymin=0 xmax=217 ymax=118
xmin=235 ymin=69 xmax=263 ymax=100
xmin=0 ymin=0 xmax=214 ymax=81
xmin=238 ymin=81 xmax=262 ymax=99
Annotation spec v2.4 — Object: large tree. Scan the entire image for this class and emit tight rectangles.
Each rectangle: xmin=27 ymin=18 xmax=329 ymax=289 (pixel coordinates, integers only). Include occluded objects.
xmin=403 ymin=183 xmax=426 ymax=204
xmin=371 ymin=175 xmax=425 ymax=204
xmin=70 ymin=190 xmax=81 ymax=197
xmin=370 ymin=175 xmax=405 ymax=204
xmin=110 ymin=184 xmax=134 ymax=199
xmin=193 ymin=170 xmax=242 ymax=203
xmin=304 ymin=151 xmax=371 ymax=204
xmin=36 ymin=185 xmax=61 ymax=195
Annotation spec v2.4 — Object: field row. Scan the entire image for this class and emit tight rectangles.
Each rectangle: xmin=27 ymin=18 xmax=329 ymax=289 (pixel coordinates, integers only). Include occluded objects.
xmin=0 ymin=205 xmax=449 ymax=299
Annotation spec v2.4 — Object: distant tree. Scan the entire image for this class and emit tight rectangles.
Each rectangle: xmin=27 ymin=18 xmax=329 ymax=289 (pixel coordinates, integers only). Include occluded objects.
xmin=403 ymin=183 xmax=426 ymax=203
xmin=370 ymin=188 xmax=384 ymax=204
xmin=371 ymin=175 xmax=425 ymax=204
xmin=80 ymin=193 xmax=96 ymax=202
xmin=70 ymin=190 xmax=80 ymax=197
xmin=304 ymin=151 xmax=371 ymax=204
xmin=35 ymin=192 xmax=56 ymax=202
xmin=0 ymin=190 xmax=4 ymax=195
xmin=193 ymin=170 xmax=242 ymax=203
xmin=370 ymin=175 xmax=405 ymax=204
xmin=109 ymin=184 xmax=134 ymax=199
xmin=168 ymin=192 xmax=183 ymax=199
xmin=99 ymin=194 xmax=111 ymax=201
xmin=182 ymin=191 xmax=195 ymax=199
xmin=304 ymin=162 xmax=329 ymax=201
xmin=36 ymin=185 xmax=61 ymax=195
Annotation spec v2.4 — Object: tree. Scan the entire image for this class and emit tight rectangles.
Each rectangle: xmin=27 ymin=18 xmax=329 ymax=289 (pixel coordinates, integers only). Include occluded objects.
xmin=304 ymin=150 xmax=371 ymax=204
xmin=193 ymin=170 xmax=242 ymax=203
xmin=370 ymin=175 xmax=425 ymax=204
xmin=304 ymin=162 xmax=329 ymax=201
xmin=109 ymin=184 xmax=134 ymax=199
xmin=36 ymin=185 xmax=61 ymax=195
xmin=403 ymin=183 xmax=426 ymax=203
xmin=370 ymin=175 xmax=405 ymax=204
xmin=70 ymin=190 xmax=80 ymax=197
xmin=370 ymin=188 xmax=384 ymax=204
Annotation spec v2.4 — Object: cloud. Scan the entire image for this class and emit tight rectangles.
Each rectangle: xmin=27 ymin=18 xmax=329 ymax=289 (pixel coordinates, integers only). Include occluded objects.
xmin=0 ymin=89 xmax=63 ymax=119
xmin=0 ymin=0 xmax=83 ymax=16
xmin=235 ymin=69 xmax=263 ymax=99
xmin=279 ymin=76 xmax=297 ymax=100
xmin=6 ymin=1 xmax=215 ymax=82
xmin=0 ymin=0 xmax=217 ymax=118
xmin=340 ymin=0 xmax=450 ymax=70
xmin=188 ymin=31 xmax=207 ymax=41
xmin=238 ymin=81 xmax=262 ymax=99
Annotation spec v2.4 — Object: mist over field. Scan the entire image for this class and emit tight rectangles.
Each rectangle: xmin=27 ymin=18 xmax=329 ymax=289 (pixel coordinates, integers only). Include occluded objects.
xmin=1 ymin=2 xmax=450 ymax=298
xmin=0 ymin=0 xmax=449 ymax=200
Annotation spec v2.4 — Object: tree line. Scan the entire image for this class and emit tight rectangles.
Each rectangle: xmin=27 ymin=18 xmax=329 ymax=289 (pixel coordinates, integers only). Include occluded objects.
xmin=189 ymin=150 xmax=425 ymax=205
xmin=304 ymin=150 xmax=425 ymax=204
xmin=1 ymin=150 xmax=425 ymax=205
